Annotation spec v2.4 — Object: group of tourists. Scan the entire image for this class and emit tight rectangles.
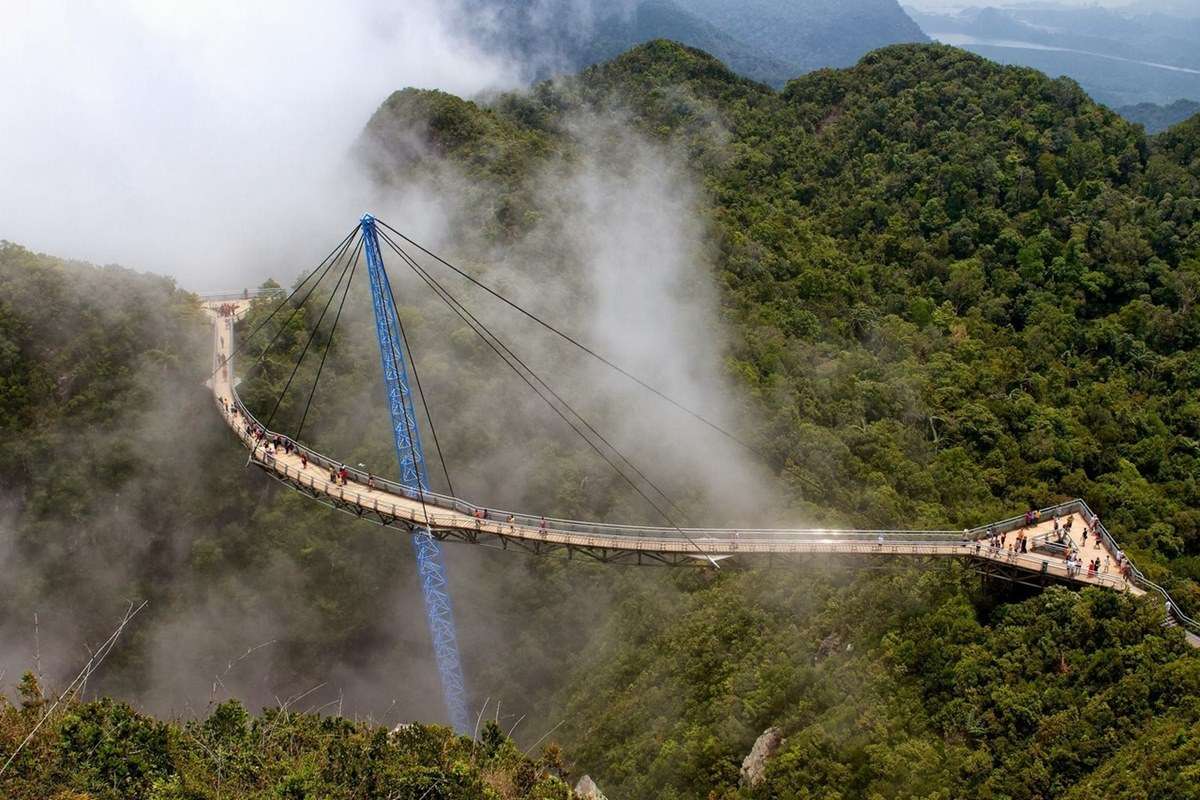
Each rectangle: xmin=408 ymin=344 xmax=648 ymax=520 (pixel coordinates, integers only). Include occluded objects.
xmin=470 ymin=507 xmax=538 ymax=533
xmin=1066 ymin=553 xmax=1107 ymax=578
xmin=1020 ymin=507 xmax=1138 ymax=582
xmin=254 ymin=430 xmax=295 ymax=458
xmin=1050 ymin=512 xmax=1101 ymax=543
xmin=214 ymin=302 xmax=240 ymax=318
xmin=983 ymin=523 xmax=1029 ymax=554
xmin=328 ymin=463 xmax=350 ymax=486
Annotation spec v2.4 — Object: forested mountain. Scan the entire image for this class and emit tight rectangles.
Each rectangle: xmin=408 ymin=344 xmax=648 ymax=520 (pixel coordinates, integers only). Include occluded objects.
xmin=677 ymin=0 xmax=927 ymax=73
xmin=1119 ymin=100 xmax=1200 ymax=134
xmin=907 ymin=3 xmax=1200 ymax=108
xmin=462 ymin=0 xmax=790 ymax=87
xmin=355 ymin=40 xmax=1200 ymax=797
xmin=5 ymin=39 xmax=1200 ymax=799
xmin=462 ymin=0 xmax=925 ymax=87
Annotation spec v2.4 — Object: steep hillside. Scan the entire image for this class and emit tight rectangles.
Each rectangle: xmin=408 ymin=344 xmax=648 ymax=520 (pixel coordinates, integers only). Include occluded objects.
xmin=365 ymin=42 xmax=1200 ymax=584
xmin=355 ymin=40 xmax=1200 ymax=797
xmin=0 ymin=244 xmax=479 ymax=722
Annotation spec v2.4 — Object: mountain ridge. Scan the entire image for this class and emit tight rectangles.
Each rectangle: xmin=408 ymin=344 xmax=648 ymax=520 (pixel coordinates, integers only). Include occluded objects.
xmin=4 ymin=38 xmax=1200 ymax=800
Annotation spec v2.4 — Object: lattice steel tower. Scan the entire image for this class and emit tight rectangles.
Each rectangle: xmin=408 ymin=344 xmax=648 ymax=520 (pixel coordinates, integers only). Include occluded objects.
xmin=360 ymin=213 xmax=469 ymax=732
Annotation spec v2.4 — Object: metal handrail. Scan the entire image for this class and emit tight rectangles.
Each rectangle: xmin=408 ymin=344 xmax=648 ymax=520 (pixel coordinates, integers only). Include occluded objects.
xmin=227 ymin=392 xmax=967 ymax=542
xmin=198 ymin=289 xmax=277 ymax=302
xmin=214 ymin=316 xmax=1199 ymax=635
xmin=1071 ymin=498 xmax=1199 ymax=635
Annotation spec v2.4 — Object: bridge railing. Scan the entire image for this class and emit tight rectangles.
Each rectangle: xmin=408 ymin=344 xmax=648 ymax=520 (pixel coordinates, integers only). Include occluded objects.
xmin=221 ymin=385 xmax=1116 ymax=554
xmin=222 ymin=388 xmax=975 ymax=542
xmin=198 ymin=289 xmax=277 ymax=302
xmin=1072 ymin=499 xmax=1199 ymax=636
xmin=215 ymin=318 xmax=1199 ymax=635
xmin=220 ymin=393 xmax=1165 ymax=595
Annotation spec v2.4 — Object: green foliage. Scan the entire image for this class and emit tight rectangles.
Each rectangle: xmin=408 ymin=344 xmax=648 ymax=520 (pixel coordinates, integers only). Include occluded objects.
xmin=0 ymin=697 xmax=567 ymax=799
xmin=354 ymin=41 xmax=1200 ymax=798
xmin=552 ymin=565 xmax=1200 ymax=799
xmin=8 ymin=38 xmax=1200 ymax=800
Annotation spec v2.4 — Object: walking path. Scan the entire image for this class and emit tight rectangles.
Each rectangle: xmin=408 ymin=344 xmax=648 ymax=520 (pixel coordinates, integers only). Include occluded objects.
xmin=201 ymin=297 xmax=1145 ymax=597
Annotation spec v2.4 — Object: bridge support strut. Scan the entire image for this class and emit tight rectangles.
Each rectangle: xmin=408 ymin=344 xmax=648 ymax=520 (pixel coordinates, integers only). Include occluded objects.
xmin=360 ymin=213 xmax=469 ymax=733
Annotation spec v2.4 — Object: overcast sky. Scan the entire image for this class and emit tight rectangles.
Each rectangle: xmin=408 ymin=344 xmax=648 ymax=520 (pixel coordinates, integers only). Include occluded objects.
xmin=0 ymin=0 xmax=517 ymax=289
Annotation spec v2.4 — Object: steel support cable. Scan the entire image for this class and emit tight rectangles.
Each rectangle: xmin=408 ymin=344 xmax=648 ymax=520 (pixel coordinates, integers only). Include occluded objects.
xmin=399 ymin=247 xmax=717 ymax=567
xmin=379 ymin=259 xmax=457 ymax=498
xmin=262 ymin=238 xmax=361 ymax=433
xmin=206 ymin=226 xmax=357 ymax=381
xmin=379 ymin=229 xmax=684 ymax=518
xmin=375 ymin=219 xmax=763 ymax=460
xmin=294 ymin=236 xmax=363 ymax=441
xmin=378 ymin=232 xmax=717 ymax=567
xmin=245 ymin=230 xmax=360 ymax=380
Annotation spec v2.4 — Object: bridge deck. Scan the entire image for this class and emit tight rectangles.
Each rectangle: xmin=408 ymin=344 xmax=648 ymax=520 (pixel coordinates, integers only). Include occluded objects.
xmin=202 ymin=299 xmax=1140 ymax=592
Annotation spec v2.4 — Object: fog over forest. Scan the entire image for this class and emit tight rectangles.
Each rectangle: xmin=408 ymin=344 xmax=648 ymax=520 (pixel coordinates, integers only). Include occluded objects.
xmin=4 ymin=2 xmax=1200 ymax=798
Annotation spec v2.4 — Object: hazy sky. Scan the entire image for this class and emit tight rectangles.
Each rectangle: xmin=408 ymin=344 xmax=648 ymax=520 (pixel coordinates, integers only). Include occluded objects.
xmin=0 ymin=0 xmax=517 ymax=289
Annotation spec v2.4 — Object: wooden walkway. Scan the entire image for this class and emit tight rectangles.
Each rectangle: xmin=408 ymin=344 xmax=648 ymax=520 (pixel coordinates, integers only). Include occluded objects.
xmin=202 ymin=298 xmax=1148 ymax=596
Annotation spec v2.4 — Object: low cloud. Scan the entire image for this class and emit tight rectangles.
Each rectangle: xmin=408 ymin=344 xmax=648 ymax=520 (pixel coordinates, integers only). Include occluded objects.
xmin=0 ymin=0 xmax=518 ymax=290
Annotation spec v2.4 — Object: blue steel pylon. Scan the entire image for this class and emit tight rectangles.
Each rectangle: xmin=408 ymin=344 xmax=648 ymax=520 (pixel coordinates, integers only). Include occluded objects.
xmin=360 ymin=214 xmax=469 ymax=733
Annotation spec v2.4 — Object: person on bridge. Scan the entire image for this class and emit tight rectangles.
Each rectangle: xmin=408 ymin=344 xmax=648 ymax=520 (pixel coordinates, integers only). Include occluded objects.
xmin=338 ymin=465 xmax=348 ymax=486
xmin=300 ymin=451 xmax=308 ymax=470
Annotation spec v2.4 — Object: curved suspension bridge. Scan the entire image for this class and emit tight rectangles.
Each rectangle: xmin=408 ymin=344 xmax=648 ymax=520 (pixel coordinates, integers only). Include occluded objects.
xmin=201 ymin=215 xmax=1200 ymax=727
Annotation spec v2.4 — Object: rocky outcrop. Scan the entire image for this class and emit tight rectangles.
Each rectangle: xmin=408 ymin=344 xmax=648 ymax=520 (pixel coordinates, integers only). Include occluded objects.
xmin=739 ymin=727 xmax=783 ymax=787
xmin=574 ymin=774 xmax=608 ymax=800
xmin=816 ymin=632 xmax=842 ymax=661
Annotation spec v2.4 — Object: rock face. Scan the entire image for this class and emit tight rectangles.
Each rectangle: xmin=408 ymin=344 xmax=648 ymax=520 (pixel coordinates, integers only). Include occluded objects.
xmin=816 ymin=632 xmax=842 ymax=661
xmin=575 ymin=774 xmax=608 ymax=800
xmin=740 ymin=727 xmax=784 ymax=787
